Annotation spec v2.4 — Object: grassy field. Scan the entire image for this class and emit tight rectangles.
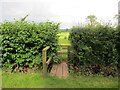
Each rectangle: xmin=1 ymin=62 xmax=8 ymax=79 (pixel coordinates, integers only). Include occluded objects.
xmin=2 ymin=72 xmax=118 ymax=88
xmin=58 ymin=32 xmax=70 ymax=45
xmin=57 ymin=32 xmax=70 ymax=60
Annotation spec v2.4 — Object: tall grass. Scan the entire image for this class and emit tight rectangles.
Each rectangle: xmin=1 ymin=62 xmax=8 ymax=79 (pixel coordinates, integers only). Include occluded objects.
xmin=2 ymin=72 xmax=118 ymax=88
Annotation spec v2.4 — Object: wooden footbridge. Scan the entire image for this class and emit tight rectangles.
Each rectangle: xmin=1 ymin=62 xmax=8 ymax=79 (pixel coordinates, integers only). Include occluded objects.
xmin=42 ymin=45 xmax=70 ymax=79
xmin=50 ymin=62 xmax=69 ymax=79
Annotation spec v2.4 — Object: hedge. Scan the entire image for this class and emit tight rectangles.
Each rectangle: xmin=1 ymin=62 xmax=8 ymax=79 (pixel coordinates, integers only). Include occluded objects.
xmin=0 ymin=19 xmax=59 ymax=70
xmin=69 ymin=26 xmax=119 ymax=67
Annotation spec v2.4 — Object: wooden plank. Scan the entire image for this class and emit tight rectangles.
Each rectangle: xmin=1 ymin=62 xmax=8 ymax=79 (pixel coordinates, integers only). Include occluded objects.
xmin=57 ymin=51 xmax=68 ymax=54
xmin=62 ymin=62 xmax=69 ymax=79
xmin=56 ymin=63 xmax=62 ymax=78
xmin=50 ymin=64 xmax=57 ymax=76
xmin=58 ymin=45 xmax=71 ymax=47
xmin=61 ymin=47 xmax=68 ymax=49
xmin=50 ymin=62 xmax=69 ymax=79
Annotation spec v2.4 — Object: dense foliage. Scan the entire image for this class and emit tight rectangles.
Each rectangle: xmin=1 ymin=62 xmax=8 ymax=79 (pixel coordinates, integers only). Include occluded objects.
xmin=1 ymin=18 xmax=59 ymax=70
xmin=69 ymin=26 xmax=119 ymax=66
xmin=116 ymin=26 xmax=120 ymax=72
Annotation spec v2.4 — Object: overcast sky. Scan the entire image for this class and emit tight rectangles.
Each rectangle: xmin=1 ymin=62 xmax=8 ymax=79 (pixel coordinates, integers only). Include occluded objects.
xmin=0 ymin=0 xmax=119 ymax=29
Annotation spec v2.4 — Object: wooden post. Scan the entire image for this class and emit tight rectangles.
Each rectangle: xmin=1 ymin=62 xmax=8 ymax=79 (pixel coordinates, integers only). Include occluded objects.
xmin=42 ymin=46 xmax=50 ymax=78
xmin=42 ymin=50 xmax=47 ymax=78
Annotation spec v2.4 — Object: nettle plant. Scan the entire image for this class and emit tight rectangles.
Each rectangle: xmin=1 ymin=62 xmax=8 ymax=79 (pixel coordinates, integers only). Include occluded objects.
xmin=1 ymin=16 xmax=60 ymax=70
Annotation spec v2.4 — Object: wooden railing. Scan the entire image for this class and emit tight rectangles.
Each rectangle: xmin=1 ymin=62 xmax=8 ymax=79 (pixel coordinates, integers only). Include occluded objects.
xmin=42 ymin=46 xmax=52 ymax=78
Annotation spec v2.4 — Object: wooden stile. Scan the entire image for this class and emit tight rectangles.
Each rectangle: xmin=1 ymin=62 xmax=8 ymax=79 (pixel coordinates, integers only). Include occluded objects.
xmin=42 ymin=46 xmax=52 ymax=78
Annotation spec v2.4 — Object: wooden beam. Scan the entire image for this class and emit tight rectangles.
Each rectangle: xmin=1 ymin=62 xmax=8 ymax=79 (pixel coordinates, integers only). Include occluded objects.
xmin=42 ymin=46 xmax=51 ymax=78
xmin=42 ymin=50 xmax=47 ymax=78
xmin=42 ymin=46 xmax=50 ymax=52
xmin=57 ymin=51 xmax=68 ymax=54
xmin=46 ymin=57 xmax=52 ymax=65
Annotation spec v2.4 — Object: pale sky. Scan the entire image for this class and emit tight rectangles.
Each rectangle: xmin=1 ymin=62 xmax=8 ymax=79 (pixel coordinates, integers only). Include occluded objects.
xmin=0 ymin=0 xmax=119 ymax=29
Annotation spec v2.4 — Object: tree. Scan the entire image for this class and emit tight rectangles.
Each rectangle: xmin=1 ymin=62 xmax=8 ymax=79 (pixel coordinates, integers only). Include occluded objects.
xmin=86 ymin=15 xmax=100 ymax=27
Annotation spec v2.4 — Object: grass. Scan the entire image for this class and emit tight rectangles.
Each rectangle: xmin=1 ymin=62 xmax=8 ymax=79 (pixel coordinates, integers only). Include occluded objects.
xmin=2 ymin=72 xmax=118 ymax=88
xmin=0 ymin=69 xmax=2 ymax=89
xmin=58 ymin=32 xmax=70 ymax=45
xmin=2 ymin=72 xmax=45 ymax=88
